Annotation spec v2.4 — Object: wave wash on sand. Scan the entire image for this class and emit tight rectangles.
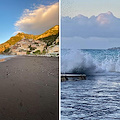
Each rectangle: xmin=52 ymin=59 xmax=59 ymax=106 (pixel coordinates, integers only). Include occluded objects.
xmin=0 ymin=55 xmax=15 ymax=62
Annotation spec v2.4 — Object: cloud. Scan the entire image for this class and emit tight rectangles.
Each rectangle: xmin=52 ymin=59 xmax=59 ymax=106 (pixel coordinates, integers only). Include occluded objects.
xmin=62 ymin=11 xmax=120 ymax=38
xmin=12 ymin=31 xmax=22 ymax=35
xmin=15 ymin=2 xmax=59 ymax=35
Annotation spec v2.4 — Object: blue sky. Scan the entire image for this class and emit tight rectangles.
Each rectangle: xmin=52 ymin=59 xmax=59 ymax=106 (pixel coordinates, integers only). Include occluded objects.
xmin=0 ymin=0 xmax=58 ymax=44
xmin=61 ymin=0 xmax=120 ymax=49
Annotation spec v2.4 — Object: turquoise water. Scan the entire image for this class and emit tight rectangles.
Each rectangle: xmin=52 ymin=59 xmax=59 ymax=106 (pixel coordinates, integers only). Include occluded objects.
xmin=61 ymin=49 xmax=120 ymax=120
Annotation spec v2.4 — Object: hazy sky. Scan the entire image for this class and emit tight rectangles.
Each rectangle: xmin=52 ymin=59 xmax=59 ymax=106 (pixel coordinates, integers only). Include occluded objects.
xmin=0 ymin=0 xmax=58 ymax=44
xmin=62 ymin=0 xmax=120 ymax=18
xmin=61 ymin=0 xmax=120 ymax=49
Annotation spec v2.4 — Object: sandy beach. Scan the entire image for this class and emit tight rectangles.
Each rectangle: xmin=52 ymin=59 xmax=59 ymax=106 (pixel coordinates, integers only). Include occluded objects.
xmin=0 ymin=56 xmax=58 ymax=120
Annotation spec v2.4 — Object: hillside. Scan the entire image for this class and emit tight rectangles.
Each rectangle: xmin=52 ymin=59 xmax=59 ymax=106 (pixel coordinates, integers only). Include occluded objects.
xmin=35 ymin=25 xmax=59 ymax=40
xmin=0 ymin=25 xmax=59 ymax=53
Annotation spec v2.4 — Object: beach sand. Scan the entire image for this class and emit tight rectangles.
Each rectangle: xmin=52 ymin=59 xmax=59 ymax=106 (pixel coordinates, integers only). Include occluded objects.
xmin=0 ymin=58 xmax=5 ymax=62
xmin=0 ymin=56 xmax=58 ymax=120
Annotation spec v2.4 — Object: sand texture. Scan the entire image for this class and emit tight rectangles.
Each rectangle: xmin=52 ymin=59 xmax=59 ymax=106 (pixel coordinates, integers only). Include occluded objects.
xmin=0 ymin=56 xmax=58 ymax=120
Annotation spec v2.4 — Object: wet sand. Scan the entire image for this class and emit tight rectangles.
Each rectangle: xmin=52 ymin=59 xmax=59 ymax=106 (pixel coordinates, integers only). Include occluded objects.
xmin=0 ymin=58 xmax=5 ymax=62
xmin=0 ymin=56 xmax=59 ymax=120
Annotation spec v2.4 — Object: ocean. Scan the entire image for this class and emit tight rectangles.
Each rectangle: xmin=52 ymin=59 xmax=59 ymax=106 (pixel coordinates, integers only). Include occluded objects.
xmin=61 ymin=49 xmax=120 ymax=120
xmin=0 ymin=55 xmax=14 ymax=60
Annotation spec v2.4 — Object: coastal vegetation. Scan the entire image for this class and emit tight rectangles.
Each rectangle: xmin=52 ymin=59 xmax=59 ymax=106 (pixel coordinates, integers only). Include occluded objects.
xmin=33 ymin=50 xmax=41 ymax=55
xmin=39 ymin=34 xmax=59 ymax=46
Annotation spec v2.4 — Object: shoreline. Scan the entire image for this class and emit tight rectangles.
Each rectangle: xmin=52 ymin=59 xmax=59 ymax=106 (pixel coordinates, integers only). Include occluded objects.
xmin=0 ymin=58 xmax=5 ymax=62
xmin=0 ymin=55 xmax=16 ymax=63
xmin=0 ymin=56 xmax=58 ymax=120
xmin=0 ymin=53 xmax=59 ymax=63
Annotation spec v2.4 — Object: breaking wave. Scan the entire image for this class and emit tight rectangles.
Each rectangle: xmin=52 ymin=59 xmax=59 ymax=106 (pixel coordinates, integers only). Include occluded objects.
xmin=61 ymin=50 xmax=120 ymax=75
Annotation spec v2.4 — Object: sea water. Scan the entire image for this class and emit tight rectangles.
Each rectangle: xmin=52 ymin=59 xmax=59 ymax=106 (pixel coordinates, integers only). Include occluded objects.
xmin=0 ymin=55 xmax=14 ymax=60
xmin=61 ymin=49 xmax=120 ymax=120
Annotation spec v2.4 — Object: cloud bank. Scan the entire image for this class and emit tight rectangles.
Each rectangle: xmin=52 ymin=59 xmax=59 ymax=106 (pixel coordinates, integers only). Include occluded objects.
xmin=15 ymin=2 xmax=59 ymax=35
xmin=62 ymin=11 xmax=120 ymax=38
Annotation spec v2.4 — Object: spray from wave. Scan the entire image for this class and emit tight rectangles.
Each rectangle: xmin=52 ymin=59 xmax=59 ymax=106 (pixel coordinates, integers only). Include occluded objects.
xmin=61 ymin=50 xmax=120 ymax=75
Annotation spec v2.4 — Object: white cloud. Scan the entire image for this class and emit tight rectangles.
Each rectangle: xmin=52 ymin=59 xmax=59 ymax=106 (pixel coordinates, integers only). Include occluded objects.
xmin=12 ymin=31 xmax=22 ymax=35
xmin=15 ymin=2 xmax=59 ymax=35
xmin=62 ymin=11 xmax=120 ymax=38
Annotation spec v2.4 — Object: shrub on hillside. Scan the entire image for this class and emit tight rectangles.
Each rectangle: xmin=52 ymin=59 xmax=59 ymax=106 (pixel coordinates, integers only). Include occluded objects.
xmin=28 ymin=45 xmax=37 ymax=51
xmin=38 ymin=34 xmax=59 ymax=46
xmin=4 ymin=48 xmax=10 ymax=53
xmin=26 ymin=51 xmax=31 ymax=54
xmin=33 ymin=50 xmax=41 ymax=55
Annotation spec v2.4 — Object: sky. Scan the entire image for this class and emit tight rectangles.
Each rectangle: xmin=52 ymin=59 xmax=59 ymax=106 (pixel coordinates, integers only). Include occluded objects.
xmin=62 ymin=0 xmax=120 ymax=18
xmin=0 ymin=0 xmax=58 ymax=44
xmin=61 ymin=0 xmax=120 ymax=49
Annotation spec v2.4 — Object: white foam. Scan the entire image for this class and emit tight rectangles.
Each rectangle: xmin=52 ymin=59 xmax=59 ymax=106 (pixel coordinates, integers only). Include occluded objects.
xmin=61 ymin=50 xmax=120 ymax=75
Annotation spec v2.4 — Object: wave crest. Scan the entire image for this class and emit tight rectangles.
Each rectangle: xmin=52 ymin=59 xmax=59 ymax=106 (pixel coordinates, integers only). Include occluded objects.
xmin=61 ymin=50 xmax=120 ymax=75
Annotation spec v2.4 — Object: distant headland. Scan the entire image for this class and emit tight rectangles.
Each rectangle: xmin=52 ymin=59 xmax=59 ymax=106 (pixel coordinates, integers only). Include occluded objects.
xmin=108 ymin=47 xmax=120 ymax=50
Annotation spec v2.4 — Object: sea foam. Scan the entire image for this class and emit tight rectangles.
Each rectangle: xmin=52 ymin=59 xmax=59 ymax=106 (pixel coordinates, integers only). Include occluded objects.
xmin=61 ymin=50 xmax=120 ymax=75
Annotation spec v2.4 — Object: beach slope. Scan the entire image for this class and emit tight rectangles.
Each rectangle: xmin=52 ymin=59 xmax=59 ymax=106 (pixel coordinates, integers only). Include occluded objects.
xmin=0 ymin=56 xmax=58 ymax=120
